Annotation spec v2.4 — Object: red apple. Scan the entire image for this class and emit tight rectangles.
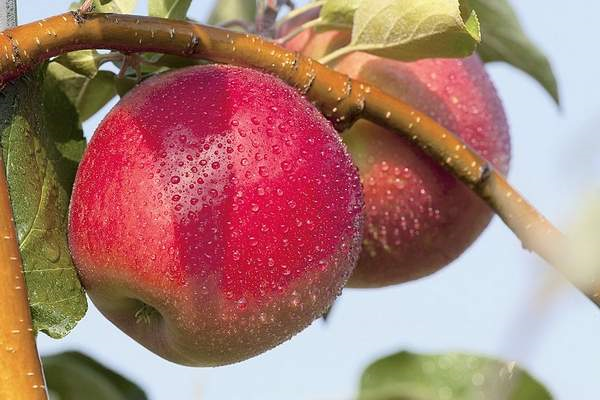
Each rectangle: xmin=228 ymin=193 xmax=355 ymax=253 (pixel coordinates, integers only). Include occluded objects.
xmin=68 ymin=65 xmax=364 ymax=366
xmin=287 ymin=31 xmax=511 ymax=287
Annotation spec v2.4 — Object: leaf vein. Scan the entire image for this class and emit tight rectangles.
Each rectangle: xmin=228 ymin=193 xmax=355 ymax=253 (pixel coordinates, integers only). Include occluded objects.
xmin=30 ymin=293 xmax=80 ymax=307
xmin=19 ymin=157 xmax=49 ymax=250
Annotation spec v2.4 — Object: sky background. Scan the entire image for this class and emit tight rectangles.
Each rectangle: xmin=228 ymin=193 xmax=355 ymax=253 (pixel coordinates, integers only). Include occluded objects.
xmin=16 ymin=1 xmax=600 ymax=399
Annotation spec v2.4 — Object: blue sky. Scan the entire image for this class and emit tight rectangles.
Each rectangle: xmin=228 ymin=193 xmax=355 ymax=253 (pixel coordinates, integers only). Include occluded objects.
xmin=17 ymin=1 xmax=600 ymax=399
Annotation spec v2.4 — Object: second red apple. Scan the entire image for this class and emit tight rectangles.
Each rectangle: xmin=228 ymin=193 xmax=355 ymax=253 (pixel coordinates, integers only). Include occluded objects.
xmin=288 ymin=31 xmax=511 ymax=287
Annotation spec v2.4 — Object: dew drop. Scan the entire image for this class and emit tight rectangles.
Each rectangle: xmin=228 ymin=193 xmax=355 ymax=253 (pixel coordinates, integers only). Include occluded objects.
xmin=258 ymin=166 xmax=269 ymax=177
xmin=236 ymin=297 xmax=247 ymax=310
xmin=280 ymin=161 xmax=292 ymax=172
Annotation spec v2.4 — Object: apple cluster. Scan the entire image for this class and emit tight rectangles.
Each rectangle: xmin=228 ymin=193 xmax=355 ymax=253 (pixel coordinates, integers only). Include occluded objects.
xmin=68 ymin=28 xmax=510 ymax=366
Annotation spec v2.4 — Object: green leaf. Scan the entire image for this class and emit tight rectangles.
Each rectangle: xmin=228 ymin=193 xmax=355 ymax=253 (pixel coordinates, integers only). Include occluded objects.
xmin=115 ymin=76 xmax=138 ymax=97
xmin=47 ymin=63 xmax=117 ymax=123
xmin=358 ymin=351 xmax=552 ymax=400
xmin=148 ymin=0 xmax=192 ymax=20
xmin=0 ymin=67 xmax=87 ymax=338
xmin=44 ymin=351 xmax=147 ymax=400
xmin=321 ymin=0 xmax=480 ymax=63
xmin=208 ymin=0 xmax=257 ymax=25
xmin=54 ymin=50 xmax=103 ymax=79
xmin=470 ymin=0 xmax=559 ymax=104
xmin=92 ymin=0 xmax=137 ymax=13
xmin=318 ymin=0 xmax=361 ymax=30
xmin=144 ymin=53 xmax=209 ymax=72
xmin=76 ymin=72 xmax=117 ymax=121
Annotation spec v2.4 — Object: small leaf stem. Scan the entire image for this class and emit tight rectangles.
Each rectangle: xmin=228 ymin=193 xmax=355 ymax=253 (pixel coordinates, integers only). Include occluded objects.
xmin=318 ymin=45 xmax=355 ymax=66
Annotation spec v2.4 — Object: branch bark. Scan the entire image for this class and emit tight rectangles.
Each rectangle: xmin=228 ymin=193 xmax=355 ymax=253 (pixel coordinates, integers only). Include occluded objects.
xmin=0 ymin=159 xmax=47 ymax=399
xmin=0 ymin=12 xmax=595 ymax=309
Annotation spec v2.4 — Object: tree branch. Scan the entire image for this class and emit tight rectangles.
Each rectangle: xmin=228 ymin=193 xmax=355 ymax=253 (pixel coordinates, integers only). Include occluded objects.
xmin=0 ymin=159 xmax=47 ymax=400
xmin=0 ymin=12 xmax=594 ymax=307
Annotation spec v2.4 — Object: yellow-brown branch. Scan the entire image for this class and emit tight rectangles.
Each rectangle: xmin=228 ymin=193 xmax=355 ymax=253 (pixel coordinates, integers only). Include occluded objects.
xmin=0 ymin=12 xmax=595 ymax=308
xmin=0 ymin=158 xmax=47 ymax=400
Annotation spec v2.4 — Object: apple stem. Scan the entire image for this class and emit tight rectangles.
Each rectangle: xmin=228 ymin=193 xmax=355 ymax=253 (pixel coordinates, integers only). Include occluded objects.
xmin=0 ymin=158 xmax=48 ymax=399
xmin=134 ymin=304 xmax=158 ymax=325
xmin=0 ymin=12 xmax=596 ymax=308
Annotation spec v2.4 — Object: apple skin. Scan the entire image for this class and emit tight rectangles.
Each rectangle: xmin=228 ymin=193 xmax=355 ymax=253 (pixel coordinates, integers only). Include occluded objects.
xmin=287 ymin=31 xmax=511 ymax=287
xmin=68 ymin=65 xmax=364 ymax=366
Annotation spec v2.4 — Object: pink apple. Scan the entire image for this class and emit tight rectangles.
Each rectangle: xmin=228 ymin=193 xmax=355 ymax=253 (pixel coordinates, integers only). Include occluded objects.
xmin=288 ymin=31 xmax=511 ymax=287
xmin=68 ymin=65 xmax=364 ymax=365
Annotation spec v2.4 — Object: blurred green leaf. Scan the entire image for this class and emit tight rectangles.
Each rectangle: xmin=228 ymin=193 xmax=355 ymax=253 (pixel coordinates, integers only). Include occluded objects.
xmin=358 ymin=351 xmax=552 ymax=400
xmin=55 ymin=50 xmax=103 ymax=79
xmin=149 ymin=0 xmax=192 ymax=20
xmin=77 ymin=71 xmax=117 ymax=121
xmin=151 ymin=53 xmax=206 ymax=69
xmin=47 ymin=63 xmax=117 ymax=122
xmin=0 ymin=67 xmax=87 ymax=338
xmin=93 ymin=0 xmax=137 ymax=13
xmin=322 ymin=0 xmax=480 ymax=63
xmin=318 ymin=0 xmax=360 ymax=30
xmin=115 ymin=76 xmax=138 ymax=97
xmin=208 ymin=0 xmax=257 ymax=26
xmin=44 ymin=351 xmax=147 ymax=400
xmin=470 ymin=0 xmax=559 ymax=104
